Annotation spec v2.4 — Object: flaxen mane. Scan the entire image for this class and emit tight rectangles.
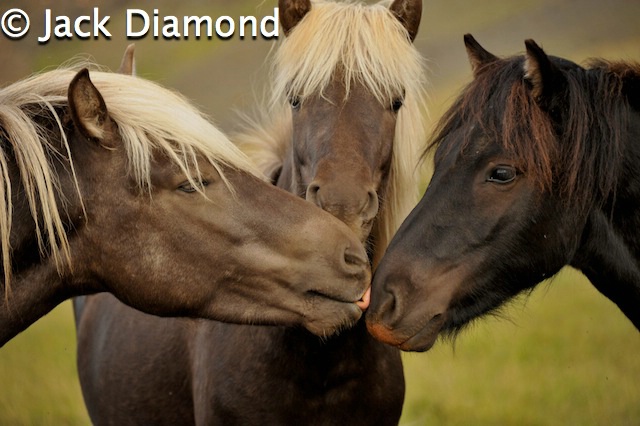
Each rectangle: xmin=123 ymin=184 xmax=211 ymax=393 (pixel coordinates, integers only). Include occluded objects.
xmin=428 ymin=56 xmax=640 ymax=211
xmin=0 ymin=64 xmax=259 ymax=292
xmin=236 ymin=0 xmax=428 ymax=260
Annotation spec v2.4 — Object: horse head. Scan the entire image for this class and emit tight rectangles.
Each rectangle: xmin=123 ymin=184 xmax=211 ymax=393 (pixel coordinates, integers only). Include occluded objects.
xmin=367 ymin=34 xmax=639 ymax=350
xmin=269 ymin=0 xmax=426 ymax=265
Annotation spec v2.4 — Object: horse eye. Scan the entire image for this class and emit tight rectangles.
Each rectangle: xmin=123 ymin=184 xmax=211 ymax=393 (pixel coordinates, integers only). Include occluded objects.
xmin=391 ymin=98 xmax=403 ymax=112
xmin=178 ymin=180 xmax=209 ymax=193
xmin=289 ymin=96 xmax=301 ymax=110
xmin=487 ymin=166 xmax=517 ymax=184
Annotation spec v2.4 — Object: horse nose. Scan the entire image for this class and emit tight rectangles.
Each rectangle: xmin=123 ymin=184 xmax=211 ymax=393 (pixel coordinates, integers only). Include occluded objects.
xmin=306 ymin=181 xmax=379 ymax=222
xmin=365 ymin=285 xmax=406 ymax=345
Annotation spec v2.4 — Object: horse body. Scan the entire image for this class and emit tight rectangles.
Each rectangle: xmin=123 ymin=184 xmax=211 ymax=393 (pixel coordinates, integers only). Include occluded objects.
xmin=366 ymin=34 xmax=640 ymax=352
xmin=78 ymin=301 xmax=402 ymax=425
xmin=76 ymin=1 xmax=426 ymax=424
xmin=188 ymin=323 xmax=403 ymax=425
xmin=0 ymin=58 xmax=373 ymax=346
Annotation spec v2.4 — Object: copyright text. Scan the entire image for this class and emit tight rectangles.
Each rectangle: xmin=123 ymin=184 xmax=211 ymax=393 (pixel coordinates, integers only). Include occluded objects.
xmin=0 ymin=7 xmax=280 ymax=43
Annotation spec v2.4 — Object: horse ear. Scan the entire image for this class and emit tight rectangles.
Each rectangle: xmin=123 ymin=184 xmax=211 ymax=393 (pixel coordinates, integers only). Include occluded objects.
xmin=117 ymin=44 xmax=136 ymax=75
xmin=464 ymin=34 xmax=498 ymax=77
xmin=523 ymin=39 xmax=563 ymax=103
xmin=389 ymin=0 xmax=422 ymax=43
xmin=279 ymin=0 xmax=311 ymax=36
xmin=68 ymin=69 xmax=110 ymax=142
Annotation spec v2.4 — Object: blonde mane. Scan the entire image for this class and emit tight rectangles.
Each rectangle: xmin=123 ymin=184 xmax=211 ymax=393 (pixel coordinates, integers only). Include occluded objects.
xmin=0 ymin=64 xmax=259 ymax=293
xmin=236 ymin=0 xmax=427 ymax=265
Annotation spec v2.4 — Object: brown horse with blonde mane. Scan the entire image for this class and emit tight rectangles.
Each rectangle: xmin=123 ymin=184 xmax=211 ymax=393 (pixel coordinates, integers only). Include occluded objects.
xmin=367 ymin=34 xmax=640 ymax=352
xmin=75 ymin=1 xmax=427 ymax=424
xmin=0 ymin=49 xmax=373 ymax=347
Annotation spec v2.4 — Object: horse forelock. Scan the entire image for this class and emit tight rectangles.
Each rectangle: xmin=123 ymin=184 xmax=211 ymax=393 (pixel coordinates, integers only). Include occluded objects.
xmin=0 ymin=63 xmax=260 ymax=293
xmin=253 ymin=0 xmax=428 ymax=260
xmin=272 ymin=1 xmax=425 ymax=105
xmin=428 ymin=55 xmax=632 ymax=210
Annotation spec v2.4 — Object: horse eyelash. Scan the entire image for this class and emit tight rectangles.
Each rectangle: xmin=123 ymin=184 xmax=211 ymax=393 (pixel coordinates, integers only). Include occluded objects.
xmin=391 ymin=90 xmax=406 ymax=112
xmin=178 ymin=179 xmax=209 ymax=193
xmin=289 ymin=96 xmax=301 ymax=109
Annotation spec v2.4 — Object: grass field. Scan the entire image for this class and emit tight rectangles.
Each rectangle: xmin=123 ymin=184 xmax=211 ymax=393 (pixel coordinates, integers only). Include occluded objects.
xmin=400 ymin=268 xmax=640 ymax=425
xmin=1 ymin=268 xmax=638 ymax=425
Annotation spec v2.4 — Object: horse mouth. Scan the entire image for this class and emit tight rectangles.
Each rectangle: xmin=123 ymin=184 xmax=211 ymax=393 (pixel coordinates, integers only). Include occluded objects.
xmin=397 ymin=314 xmax=446 ymax=352
xmin=304 ymin=290 xmax=368 ymax=337
xmin=307 ymin=288 xmax=370 ymax=309
xmin=356 ymin=286 xmax=371 ymax=311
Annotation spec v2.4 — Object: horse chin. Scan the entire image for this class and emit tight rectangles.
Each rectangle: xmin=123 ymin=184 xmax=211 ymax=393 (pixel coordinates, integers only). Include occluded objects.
xmin=303 ymin=303 xmax=363 ymax=337
xmin=366 ymin=312 xmax=445 ymax=352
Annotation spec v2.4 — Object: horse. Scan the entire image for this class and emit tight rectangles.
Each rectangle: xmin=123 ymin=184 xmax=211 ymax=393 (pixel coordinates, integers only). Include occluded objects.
xmin=366 ymin=34 xmax=640 ymax=353
xmin=74 ymin=1 xmax=427 ymax=424
xmin=0 ymin=52 xmax=375 ymax=347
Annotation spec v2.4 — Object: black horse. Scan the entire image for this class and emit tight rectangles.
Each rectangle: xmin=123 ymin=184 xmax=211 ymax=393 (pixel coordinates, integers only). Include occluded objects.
xmin=367 ymin=34 xmax=640 ymax=352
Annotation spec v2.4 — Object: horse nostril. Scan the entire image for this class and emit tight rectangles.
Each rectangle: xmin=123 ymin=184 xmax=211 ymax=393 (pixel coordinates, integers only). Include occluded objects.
xmin=306 ymin=182 xmax=322 ymax=207
xmin=344 ymin=244 xmax=368 ymax=267
xmin=360 ymin=188 xmax=379 ymax=221
xmin=378 ymin=289 xmax=397 ymax=321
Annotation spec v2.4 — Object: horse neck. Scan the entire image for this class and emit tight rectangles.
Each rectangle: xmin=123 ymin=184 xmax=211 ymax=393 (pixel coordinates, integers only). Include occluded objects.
xmin=0 ymin=142 xmax=91 ymax=346
xmin=0 ymin=254 xmax=70 ymax=346
xmin=277 ymin=321 xmax=382 ymax=377
xmin=572 ymin=110 xmax=640 ymax=329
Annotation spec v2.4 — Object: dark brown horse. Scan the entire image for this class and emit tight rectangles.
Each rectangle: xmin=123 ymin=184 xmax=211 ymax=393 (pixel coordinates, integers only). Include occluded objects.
xmin=74 ymin=1 xmax=427 ymax=424
xmin=367 ymin=34 xmax=640 ymax=352
xmin=0 ymin=55 xmax=374 ymax=347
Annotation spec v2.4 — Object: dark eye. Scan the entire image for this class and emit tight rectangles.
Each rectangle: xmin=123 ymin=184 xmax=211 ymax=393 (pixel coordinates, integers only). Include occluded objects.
xmin=178 ymin=180 xmax=209 ymax=193
xmin=289 ymin=96 xmax=301 ymax=110
xmin=391 ymin=98 xmax=403 ymax=112
xmin=487 ymin=166 xmax=517 ymax=184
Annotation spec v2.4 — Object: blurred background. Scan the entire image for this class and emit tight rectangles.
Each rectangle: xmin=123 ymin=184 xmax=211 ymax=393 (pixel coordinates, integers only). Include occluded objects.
xmin=1 ymin=0 xmax=639 ymax=424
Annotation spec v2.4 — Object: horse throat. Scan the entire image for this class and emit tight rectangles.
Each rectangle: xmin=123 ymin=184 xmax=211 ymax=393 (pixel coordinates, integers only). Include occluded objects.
xmin=571 ymin=115 xmax=640 ymax=330
xmin=0 ymin=251 xmax=71 ymax=346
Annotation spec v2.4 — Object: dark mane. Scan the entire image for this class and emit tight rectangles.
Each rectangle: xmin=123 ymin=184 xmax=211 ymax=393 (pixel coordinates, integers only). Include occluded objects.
xmin=427 ymin=56 xmax=640 ymax=211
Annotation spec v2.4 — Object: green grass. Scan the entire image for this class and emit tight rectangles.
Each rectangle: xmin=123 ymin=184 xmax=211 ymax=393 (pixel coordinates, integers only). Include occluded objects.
xmin=400 ymin=268 xmax=640 ymax=425
xmin=1 ymin=269 xmax=638 ymax=425
xmin=0 ymin=303 xmax=89 ymax=425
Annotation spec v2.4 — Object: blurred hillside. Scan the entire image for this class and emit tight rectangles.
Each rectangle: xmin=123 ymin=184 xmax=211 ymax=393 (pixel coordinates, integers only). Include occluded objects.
xmin=1 ymin=0 xmax=639 ymax=425
xmin=3 ymin=0 xmax=639 ymax=130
